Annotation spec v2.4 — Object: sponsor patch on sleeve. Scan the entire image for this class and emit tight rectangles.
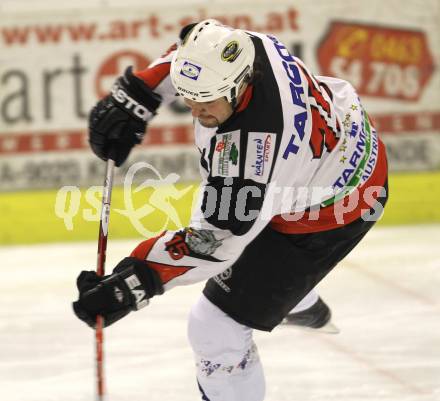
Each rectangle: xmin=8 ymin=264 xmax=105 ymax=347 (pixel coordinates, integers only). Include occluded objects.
xmin=211 ymin=131 xmax=240 ymax=177
xmin=244 ymin=132 xmax=276 ymax=183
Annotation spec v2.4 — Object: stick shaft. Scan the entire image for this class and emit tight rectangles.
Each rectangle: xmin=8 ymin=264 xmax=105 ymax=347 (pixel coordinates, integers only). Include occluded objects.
xmin=95 ymin=159 xmax=115 ymax=400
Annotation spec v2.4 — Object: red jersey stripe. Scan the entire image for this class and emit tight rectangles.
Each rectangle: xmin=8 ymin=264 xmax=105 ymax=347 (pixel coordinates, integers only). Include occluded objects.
xmin=270 ymin=138 xmax=388 ymax=234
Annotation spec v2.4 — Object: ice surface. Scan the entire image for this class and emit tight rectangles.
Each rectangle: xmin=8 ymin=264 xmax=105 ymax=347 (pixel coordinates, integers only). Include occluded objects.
xmin=1 ymin=225 xmax=439 ymax=401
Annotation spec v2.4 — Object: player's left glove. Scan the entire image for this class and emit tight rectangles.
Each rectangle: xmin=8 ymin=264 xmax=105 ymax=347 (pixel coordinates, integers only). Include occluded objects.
xmin=72 ymin=257 xmax=164 ymax=328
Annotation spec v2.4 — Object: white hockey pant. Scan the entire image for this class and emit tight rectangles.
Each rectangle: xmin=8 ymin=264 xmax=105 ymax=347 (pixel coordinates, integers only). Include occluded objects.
xmin=188 ymin=295 xmax=265 ymax=401
xmin=187 ymin=290 xmax=319 ymax=400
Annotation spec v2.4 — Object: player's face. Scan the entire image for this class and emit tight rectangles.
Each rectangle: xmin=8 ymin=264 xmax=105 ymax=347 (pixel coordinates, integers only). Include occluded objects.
xmin=183 ymin=97 xmax=233 ymax=128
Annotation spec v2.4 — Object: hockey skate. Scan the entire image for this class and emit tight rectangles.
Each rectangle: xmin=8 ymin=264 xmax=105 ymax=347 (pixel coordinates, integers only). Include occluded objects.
xmin=283 ymin=297 xmax=340 ymax=334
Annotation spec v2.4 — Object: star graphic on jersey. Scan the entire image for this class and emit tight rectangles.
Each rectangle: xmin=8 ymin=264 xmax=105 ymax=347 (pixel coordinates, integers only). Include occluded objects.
xmin=339 ymin=155 xmax=348 ymax=163
xmin=339 ymin=145 xmax=347 ymax=152
xmin=343 ymin=113 xmax=351 ymax=128
xmin=350 ymin=104 xmax=358 ymax=111
xmin=349 ymin=129 xmax=358 ymax=138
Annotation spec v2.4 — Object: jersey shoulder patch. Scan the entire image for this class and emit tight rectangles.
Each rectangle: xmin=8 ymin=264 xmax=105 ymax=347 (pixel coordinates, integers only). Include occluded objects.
xmin=244 ymin=132 xmax=276 ymax=184
xmin=211 ymin=130 xmax=241 ymax=178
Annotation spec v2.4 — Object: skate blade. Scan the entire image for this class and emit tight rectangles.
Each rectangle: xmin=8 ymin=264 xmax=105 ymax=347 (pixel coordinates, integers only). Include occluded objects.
xmin=282 ymin=320 xmax=340 ymax=334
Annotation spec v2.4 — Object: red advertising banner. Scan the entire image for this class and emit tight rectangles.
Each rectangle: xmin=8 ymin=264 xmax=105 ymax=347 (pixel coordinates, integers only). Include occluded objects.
xmin=1 ymin=4 xmax=439 ymax=189
xmin=317 ymin=22 xmax=435 ymax=101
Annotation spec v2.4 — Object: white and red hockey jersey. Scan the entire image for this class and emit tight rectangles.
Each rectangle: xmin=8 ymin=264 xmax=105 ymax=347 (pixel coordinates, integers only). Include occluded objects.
xmin=130 ymin=31 xmax=388 ymax=291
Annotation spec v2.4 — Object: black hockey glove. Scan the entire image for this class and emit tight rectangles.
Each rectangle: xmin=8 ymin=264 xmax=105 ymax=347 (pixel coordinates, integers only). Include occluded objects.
xmin=72 ymin=257 xmax=164 ymax=328
xmin=88 ymin=67 xmax=162 ymax=167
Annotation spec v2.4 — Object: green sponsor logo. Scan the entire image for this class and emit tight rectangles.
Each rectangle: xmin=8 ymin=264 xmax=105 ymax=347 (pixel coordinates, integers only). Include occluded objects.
xmin=217 ymin=134 xmax=239 ymax=176
xmin=230 ymin=143 xmax=238 ymax=165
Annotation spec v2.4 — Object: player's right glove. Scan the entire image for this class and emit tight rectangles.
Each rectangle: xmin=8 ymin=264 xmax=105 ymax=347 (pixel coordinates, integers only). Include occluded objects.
xmin=88 ymin=66 xmax=162 ymax=166
xmin=72 ymin=257 xmax=164 ymax=328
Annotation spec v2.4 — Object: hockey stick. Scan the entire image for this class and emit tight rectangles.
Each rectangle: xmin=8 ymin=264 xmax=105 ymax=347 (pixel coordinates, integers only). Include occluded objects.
xmin=95 ymin=158 xmax=115 ymax=400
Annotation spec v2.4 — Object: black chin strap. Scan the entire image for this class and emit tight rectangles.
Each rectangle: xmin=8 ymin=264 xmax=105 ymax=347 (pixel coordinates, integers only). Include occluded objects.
xmin=230 ymin=86 xmax=237 ymax=109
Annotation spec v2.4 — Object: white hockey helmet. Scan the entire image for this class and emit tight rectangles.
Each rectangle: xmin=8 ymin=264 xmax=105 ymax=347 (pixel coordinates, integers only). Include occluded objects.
xmin=170 ymin=19 xmax=255 ymax=105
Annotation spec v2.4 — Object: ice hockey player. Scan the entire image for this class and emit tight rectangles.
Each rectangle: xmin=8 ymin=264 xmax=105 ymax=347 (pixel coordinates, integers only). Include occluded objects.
xmin=73 ymin=20 xmax=388 ymax=400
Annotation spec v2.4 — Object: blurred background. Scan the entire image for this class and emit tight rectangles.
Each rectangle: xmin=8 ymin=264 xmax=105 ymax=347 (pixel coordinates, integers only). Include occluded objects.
xmin=1 ymin=2 xmax=439 ymax=401
xmin=0 ymin=0 xmax=439 ymax=243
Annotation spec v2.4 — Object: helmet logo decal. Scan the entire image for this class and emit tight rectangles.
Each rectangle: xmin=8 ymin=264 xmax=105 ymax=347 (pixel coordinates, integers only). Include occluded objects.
xmin=180 ymin=61 xmax=202 ymax=80
xmin=221 ymin=41 xmax=242 ymax=63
